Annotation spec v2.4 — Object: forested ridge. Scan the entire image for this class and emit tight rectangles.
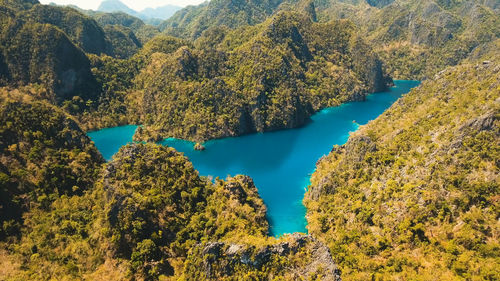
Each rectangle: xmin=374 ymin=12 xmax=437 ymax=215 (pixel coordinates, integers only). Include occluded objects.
xmin=306 ymin=45 xmax=500 ymax=280
xmin=165 ymin=0 xmax=500 ymax=79
xmin=129 ymin=12 xmax=391 ymax=142
xmin=0 ymin=88 xmax=340 ymax=280
xmin=0 ymin=0 xmax=498 ymax=280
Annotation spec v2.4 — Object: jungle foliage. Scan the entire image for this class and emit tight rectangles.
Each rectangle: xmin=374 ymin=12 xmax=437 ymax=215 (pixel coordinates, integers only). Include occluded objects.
xmin=164 ymin=0 xmax=500 ymax=79
xmin=129 ymin=12 xmax=390 ymax=142
xmin=305 ymin=55 xmax=500 ymax=280
xmin=0 ymin=0 xmax=499 ymax=280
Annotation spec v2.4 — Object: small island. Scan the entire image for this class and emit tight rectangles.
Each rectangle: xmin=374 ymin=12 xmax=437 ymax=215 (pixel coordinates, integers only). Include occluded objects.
xmin=194 ymin=142 xmax=206 ymax=151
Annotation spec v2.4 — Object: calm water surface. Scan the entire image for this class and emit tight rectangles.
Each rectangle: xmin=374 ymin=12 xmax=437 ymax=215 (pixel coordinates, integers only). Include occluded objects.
xmin=88 ymin=80 xmax=420 ymax=236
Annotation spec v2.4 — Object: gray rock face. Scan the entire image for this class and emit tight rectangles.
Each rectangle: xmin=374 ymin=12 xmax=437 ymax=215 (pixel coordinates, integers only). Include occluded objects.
xmin=460 ymin=110 xmax=497 ymax=132
xmin=308 ymin=175 xmax=335 ymax=201
xmin=190 ymin=234 xmax=342 ymax=280
xmin=307 ymin=135 xmax=377 ymax=200
xmin=341 ymin=135 xmax=377 ymax=165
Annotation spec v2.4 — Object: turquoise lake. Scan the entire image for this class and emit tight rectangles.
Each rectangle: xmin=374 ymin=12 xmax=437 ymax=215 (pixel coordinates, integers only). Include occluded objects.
xmin=88 ymin=80 xmax=420 ymax=236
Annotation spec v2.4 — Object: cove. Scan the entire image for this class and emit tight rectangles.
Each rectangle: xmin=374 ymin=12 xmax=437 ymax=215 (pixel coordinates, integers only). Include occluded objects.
xmin=88 ymin=80 xmax=420 ymax=236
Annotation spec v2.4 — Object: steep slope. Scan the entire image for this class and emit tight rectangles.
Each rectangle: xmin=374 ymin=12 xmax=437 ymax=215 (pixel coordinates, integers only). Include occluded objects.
xmin=305 ymin=56 xmax=500 ymax=279
xmin=102 ymin=25 xmax=142 ymax=59
xmin=16 ymin=1 xmax=156 ymax=58
xmin=91 ymin=144 xmax=270 ymax=279
xmin=21 ymin=4 xmax=111 ymax=55
xmin=24 ymin=3 xmax=152 ymax=58
xmin=0 ymin=88 xmax=104 ymax=238
xmin=91 ymin=11 xmax=160 ymax=44
xmin=130 ymin=12 xmax=390 ymax=142
xmin=0 ymin=5 xmax=100 ymax=102
xmin=163 ymin=0 xmax=499 ymax=79
xmin=0 ymin=0 xmax=38 ymax=11
xmin=306 ymin=0 xmax=500 ymax=79
xmin=0 ymin=138 xmax=339 ymax=280
xmin=161 ymin=0 xmax=284 ymax=39
xmin=363 ymin=0 xmax=500 ymax=79
xmin=182 ymin=234 xmax=342 ymax=280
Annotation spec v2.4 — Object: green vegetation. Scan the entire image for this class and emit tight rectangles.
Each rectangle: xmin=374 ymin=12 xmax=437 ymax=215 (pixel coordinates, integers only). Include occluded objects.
xmin=90 ymin=11 xmax=160 ymax=44
xmin=65 ymin=10 xmax=390 ymax=143
xmin=102 ymin=25 xmax=142 ymax=59
xmin=21 ymin=4 xmax=111 ymax=55
xmin=303 ymin=0 xmax=500 ymax=79
xmin=0 ymin=109 xmax=336 ymax=280
xmin=165 ymin=0 xmax=500 ymax=79
xmin=92 ymin=144 xmax=269 ymax=279
xmin=0 ymin=0 xmax=157 ymax=104
xmin=161 ymin=0 xmax=283 ymax=39
xmin=0 ymin=88 xmax=103 ymax=238
xmin=130 ymin=12 xmax=390 ymax=142
xmin=0 ymin=0 xmax=499 ymax=280
xmin=0 ymin=0 xmax=392 ymax=143
xmin=0 ymin=87 xmax=331 ymax=279
xmin=359 ymin=0 xmax=500 ymax=79
xmin=0 ymin=4 xmax=99 ymax=101
xmin=305 ymin=56 xmax=500 ymax=280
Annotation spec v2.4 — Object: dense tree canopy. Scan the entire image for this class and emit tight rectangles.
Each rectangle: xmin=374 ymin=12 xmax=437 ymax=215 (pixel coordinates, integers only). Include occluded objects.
xmin=305 ymin=53 xmax=500 ymax=280
xmin=130 ymin=12 xmax=390 ymax=142
xmin=0 ymin=88 xmax=103 ymax=238
xmin=0 ymin=0 xmax=498 ymax=280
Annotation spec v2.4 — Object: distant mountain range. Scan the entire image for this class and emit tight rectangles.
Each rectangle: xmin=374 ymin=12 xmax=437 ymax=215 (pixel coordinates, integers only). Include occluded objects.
xmin=97 ymin=0 xmax=181 ymax=22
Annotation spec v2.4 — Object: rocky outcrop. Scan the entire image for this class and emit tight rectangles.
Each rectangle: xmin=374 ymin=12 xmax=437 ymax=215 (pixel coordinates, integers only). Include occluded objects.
xmin=194 ymin=142 xmax=206 ymax=150
xmin=22 ymin=5 xmax=111 ymax=55
xmin=0 ymin=8 xmax=100 ymax=102
xmin=223 ymin=175 xmax=267 ymax=218
xmin=340 ymin=135 xmax=377 ymax=165
xmin=184 ymin=234 xmax=342 ymax=280
xmin=304 ymin=59 xmax=500 ymax=280
xmin=460 ymin=110 xmax=497 ymax=133
xmin=307 ymin=135 xmax=377 ymax=200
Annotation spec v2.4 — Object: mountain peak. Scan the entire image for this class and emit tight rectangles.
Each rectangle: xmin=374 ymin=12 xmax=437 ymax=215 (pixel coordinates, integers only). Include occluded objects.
xmin=98 ymin=0 xmax=136 ymax=15
xmin=97 ymin=0 xmax=181 ymax=20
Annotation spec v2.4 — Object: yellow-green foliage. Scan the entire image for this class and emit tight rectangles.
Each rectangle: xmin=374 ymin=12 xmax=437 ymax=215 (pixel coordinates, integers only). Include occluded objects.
xmin=161 ymin=0 xmax=283 ymax=39
xmin=91 ymin=143 xmax=213 ymax=278
xmin=89 ymin=11 xmax=160 ymax=45
xmin=0 ymin=4 xmax=100 ymax=101
xmin=313 ymin=0 xmax=500 ymax=79
xmin=130 ymin=12 xmax=390 ymax=142
xmin=305 ymin=58 xmax=500 ymax=280
xmin=90 ymin=143 xmax=270 ymax=279
xmin=163 ymin=0 xmax=499 ymax=80
xmin=21 ymin=4 xmax=110 ymax=55
xmin=181 ymin=234 xmax=341 ymax=281
xmin=0 ymin=88 xmax=104 ymax=238
xmin=102 ymin=25 xmax=142 ymax=59
xmin=0 ymin=139 xmax=271 ymax=280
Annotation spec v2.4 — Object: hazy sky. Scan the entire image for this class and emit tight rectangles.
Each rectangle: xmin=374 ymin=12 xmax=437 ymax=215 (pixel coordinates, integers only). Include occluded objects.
xmin=39 ymin=0 xmax=206 ymax=11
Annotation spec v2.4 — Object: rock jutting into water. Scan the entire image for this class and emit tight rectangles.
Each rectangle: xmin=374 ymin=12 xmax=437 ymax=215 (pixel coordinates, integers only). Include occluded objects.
xmin=89 ymin=81 xmax=421 ymax=235
xmin=194 ymin=142 xmax=206 ymax=151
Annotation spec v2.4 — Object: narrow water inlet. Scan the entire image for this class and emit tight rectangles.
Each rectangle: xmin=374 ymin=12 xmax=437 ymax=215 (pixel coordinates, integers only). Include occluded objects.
xmin=88 ymin=80 xmax=421 ymax=236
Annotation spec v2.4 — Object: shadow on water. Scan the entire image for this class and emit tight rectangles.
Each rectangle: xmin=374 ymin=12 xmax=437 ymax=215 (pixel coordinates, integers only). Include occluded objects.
xmin=161 ymin=126 xmax=303 ymax=174
xmin=87 ymin=125 xmax=138 ymax=160
xmin=89 ymin=80 xmax=421 ymax=236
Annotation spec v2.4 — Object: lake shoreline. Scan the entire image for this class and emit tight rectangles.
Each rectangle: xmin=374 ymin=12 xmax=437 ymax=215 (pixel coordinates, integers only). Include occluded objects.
xmin=88 ymin=80 xmax=421 ymax=236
